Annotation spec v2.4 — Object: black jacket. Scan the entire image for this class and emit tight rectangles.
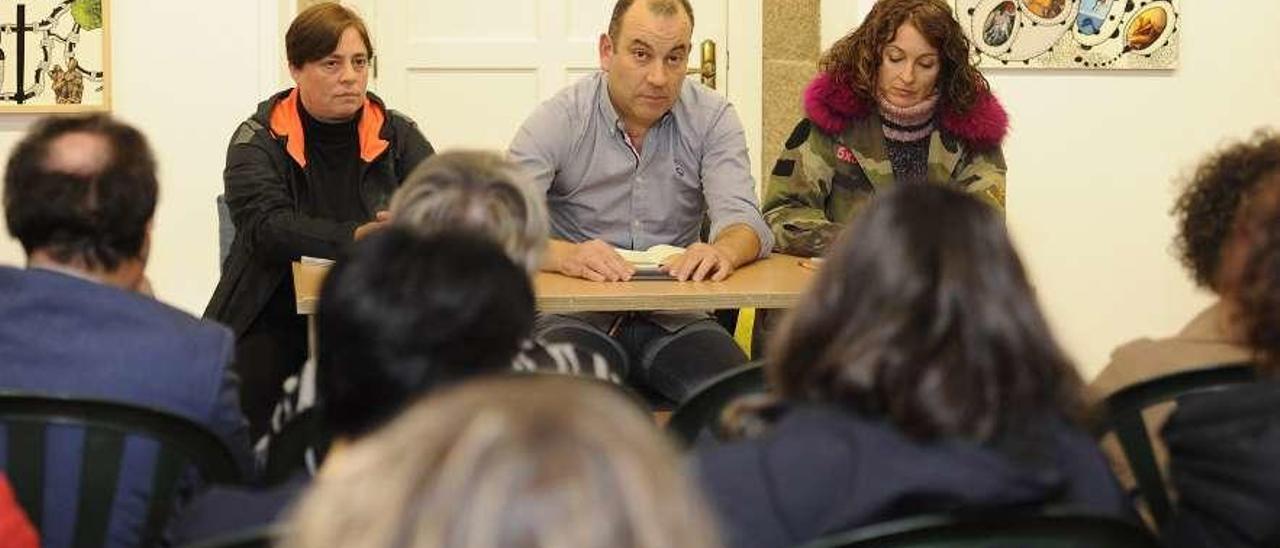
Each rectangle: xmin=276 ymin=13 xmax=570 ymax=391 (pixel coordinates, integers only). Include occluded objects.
xmin=692 ymin=404 xmax=1132 ymax=548
xmin=204 ymin=89 xmax=433 ymax=335
xmin=1163 ymin=381 xmax=1280 ymax=548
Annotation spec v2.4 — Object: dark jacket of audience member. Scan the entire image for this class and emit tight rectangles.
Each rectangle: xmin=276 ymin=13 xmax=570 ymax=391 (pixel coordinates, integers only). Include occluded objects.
xmin=169 ymin=229 xmax=537 ymax=543
xmin=1162 ymin=383 xmax=1280 ymax=548
xmin=694 ymin=184 xmax=1130 ymax=548
xmin=697 ymin=404 xmax=1129 ymax=548
xmin=0 ymin=114 xmax=252 ymax=548
xmin=1162 ymin=157 xmax=1280 ymax=548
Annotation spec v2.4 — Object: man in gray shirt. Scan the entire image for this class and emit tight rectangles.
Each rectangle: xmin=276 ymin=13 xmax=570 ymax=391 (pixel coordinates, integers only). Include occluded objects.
xmin=509 ymin=0 xmax=773 ymax=403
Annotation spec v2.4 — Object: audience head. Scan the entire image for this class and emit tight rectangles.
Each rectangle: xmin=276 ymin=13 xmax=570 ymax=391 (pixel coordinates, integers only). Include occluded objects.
xmin=769 ymin=183 xmax=1082 ymax=442
xmin=821 ymin=0 xmax=987 ymax=112
xmin=4 ymin=114 xmax=157 ymax=278
xmin=1223 ymin=164 xmax=1280 ymax=374
xmin=286 ymin=2 xmax=372 ymax=122
xmin=1172 ymin=130 xmax=1280 ymax=292
xmin=284 ymin=375 xmax=721 ymax=548
xmin=600 ymin=0 xmax=695 ymax=131
xmin=316 ymin=229 xmax=534 ymax=440
xmin=389 ymin=150 xmax=548 ymax=273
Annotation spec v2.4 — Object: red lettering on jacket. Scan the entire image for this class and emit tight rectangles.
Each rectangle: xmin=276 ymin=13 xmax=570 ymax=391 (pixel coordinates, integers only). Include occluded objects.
xmin=835 ymin=145 xmax=857 ymax=164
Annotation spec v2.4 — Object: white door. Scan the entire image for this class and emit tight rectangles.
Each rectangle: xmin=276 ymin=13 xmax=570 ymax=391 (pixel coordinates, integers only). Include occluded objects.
xmin=352 ymin=0 xmax=749 ymax=156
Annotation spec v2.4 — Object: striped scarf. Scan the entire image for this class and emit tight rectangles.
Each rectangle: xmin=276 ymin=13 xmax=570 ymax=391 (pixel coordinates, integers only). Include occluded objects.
xmin=877 ymin=92 xmax=939 ymax=143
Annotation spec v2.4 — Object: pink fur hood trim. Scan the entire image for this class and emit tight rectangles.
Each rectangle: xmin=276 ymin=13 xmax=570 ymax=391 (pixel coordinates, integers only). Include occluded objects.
xmin=802 ymin=71 xmax=1009 ymax=150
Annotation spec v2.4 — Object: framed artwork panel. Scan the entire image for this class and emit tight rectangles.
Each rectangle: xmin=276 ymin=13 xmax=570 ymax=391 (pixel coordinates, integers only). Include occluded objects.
xmin=952 ymin=0 xmax=1179 ymax=70
xmin=0 ymin=0 xmax=109 ymax=112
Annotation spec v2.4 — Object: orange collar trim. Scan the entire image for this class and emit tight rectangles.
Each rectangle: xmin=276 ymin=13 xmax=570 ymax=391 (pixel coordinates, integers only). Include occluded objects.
xmin=268 ymin=89 xmax=391 ymax=168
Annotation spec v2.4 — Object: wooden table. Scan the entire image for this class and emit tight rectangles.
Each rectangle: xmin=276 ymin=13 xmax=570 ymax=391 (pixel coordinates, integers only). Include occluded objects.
xmin=532 ymin=254 xmax=814 ymax=312
xmin=294 ymin=254 xmax=815 ymax=315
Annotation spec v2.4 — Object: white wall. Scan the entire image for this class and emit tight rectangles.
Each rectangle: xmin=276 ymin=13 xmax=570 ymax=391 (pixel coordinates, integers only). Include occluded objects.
xmin=994 ymin=1 xmax=1280 ymax=376
xmin=0 ymin=1 xmax=286 ymax=315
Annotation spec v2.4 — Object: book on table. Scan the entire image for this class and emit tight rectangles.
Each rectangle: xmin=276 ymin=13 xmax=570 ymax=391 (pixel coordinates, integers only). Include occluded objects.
xmin=615 ymin=244 xmax=684 ymax=280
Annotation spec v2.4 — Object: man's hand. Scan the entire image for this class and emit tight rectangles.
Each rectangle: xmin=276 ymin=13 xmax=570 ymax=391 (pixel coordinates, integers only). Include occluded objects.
xmin=558 ymin=239 xmax=635 ymax=282
xmin=662 ymin=242 xmax=735 ymax=281
xmin=353 ymin=211 xmax=392 ymax=241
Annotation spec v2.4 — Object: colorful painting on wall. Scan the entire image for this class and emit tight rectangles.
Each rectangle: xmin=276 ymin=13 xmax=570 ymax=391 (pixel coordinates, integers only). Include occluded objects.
xmin=951 ymin=0 xmax=1179 ymax=69
xmin=0 ymin=0 xmax=109 ymax=112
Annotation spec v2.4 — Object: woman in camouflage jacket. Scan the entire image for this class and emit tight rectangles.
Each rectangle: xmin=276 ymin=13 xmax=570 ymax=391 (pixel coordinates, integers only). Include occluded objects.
xmin=763 ymin=0 xmax=1008 ymax=257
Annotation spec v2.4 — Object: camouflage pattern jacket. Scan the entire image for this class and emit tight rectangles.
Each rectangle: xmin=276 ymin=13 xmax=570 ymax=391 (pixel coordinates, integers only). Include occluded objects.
xmin=763 ymin=72 xmax=1009 ymax=256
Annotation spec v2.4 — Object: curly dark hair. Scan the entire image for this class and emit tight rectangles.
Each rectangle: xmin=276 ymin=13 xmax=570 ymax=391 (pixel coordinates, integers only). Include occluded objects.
xmin=820 ymin=0 xmax=988 ymax=114
xmin=1172 ymin=130 xmax=1280 ymax=290
xmin=1236 ymin=172 xmax=1280 ymax=374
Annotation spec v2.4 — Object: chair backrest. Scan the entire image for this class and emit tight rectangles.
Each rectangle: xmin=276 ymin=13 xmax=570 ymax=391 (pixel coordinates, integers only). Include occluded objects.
xmin=263 ymin=409 xmax=327 ymax=485
xmin=1090 ymin=362 xmax=1257 ymax=530
xmin=797 ymin=509 xmax=1159 ymax=548
xmin=666 ymin=362 xmax=766 ymax=447
xmin=217 ymin=193 xmax=235 ymax=271
xmin=0 ymin=393 xmax=243 ymax=547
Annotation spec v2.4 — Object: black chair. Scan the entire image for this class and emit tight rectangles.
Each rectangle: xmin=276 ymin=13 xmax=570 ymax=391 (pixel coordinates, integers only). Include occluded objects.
xmin=0 ymin=393 xmax=244 ymax=547
xmin=1090 ymin=362 xmax=1257 ymax=531
xmin=262 ymin=409 xmax=328 ymax=485
xmin=180 ymin=524 xmax=283 ymax=548
xmin=666 ymin=362 xmax=766 ymax=447
xmin=796 ymin=509 xmax=1159 ymax=548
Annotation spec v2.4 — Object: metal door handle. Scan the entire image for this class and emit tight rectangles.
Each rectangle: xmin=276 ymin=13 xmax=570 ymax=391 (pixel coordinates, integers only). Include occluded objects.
xmin=686 ymin=39 xmax=716 ymax=89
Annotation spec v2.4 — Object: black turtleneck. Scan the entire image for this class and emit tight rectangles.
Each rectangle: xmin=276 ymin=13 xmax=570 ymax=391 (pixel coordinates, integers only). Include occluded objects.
xmin=298 ymin=100 xmax=368 ymax=223
xmin=253 ymin=100 xmax=371 ymax=356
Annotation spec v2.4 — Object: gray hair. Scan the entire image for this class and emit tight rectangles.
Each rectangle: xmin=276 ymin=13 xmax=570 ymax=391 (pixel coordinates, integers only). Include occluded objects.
xmin=389 ymin=150 xmax=548 ymax=273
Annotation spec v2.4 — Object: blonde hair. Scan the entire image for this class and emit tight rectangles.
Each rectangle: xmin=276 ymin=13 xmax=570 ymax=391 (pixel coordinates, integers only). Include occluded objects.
xmin=283 ymin=376 xmax=722 ymax=548
xmin=389 ymin=150 xmax=548 ymax=273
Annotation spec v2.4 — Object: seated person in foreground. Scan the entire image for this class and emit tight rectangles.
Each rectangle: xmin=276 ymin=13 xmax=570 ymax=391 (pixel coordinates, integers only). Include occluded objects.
xmin=1161 ymin=162 xmax=1280 ymax=548
xmin=692 ymin=184 xmax=1129 ymax=548
xmin=509 ymin=0 xmax=774 ymax=403
xmin=168 ymin=231 xmax=547 ymax=542
xmin=1090 ymin=131 xmax=1280 ymax=498
xmin=262 ymin=150 xmax=625 ymax=445
xmin=388 ymin=150 xmax=623 ymax=382
xmin=762 ymin=0 xmax=1007 ymax=257
xmin=282 ymin=375 xmax=722 ymax=548
xmin=0 ymin=114 xmax=251 ymax=547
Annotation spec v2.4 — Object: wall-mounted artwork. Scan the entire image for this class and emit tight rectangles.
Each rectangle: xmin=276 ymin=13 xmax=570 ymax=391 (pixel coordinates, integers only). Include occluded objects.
xmin=0 ymin=0 xmax=109 ymax=112
xmin=951 ymin=0 xmax=1179 ymax=69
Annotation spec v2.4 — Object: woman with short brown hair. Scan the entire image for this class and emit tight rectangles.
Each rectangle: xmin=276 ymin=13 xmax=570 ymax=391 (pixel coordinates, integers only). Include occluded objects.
xmin=205 ymin=2 xmax=434 ymax=441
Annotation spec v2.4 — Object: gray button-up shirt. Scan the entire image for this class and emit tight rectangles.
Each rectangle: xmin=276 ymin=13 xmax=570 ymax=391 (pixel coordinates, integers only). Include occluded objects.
xmin=509 ymin=72 xmax=773 ymax=256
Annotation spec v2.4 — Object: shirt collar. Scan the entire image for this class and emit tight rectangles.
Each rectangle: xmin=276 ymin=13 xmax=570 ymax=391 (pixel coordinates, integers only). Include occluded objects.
xmin=595 ymin=72 xmax=676 ymax=137
xmin=29 ymin=263 xmax=101 ymax=285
